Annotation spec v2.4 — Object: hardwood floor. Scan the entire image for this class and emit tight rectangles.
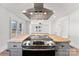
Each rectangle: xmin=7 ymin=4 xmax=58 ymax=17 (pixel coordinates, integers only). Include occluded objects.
xmin=69 ymin=47 xmax=79 ymax=56
xmin=0 ymin=50 xmax=9 ymax=56
xmin=0 ymin=47 xmax=79 ymax=56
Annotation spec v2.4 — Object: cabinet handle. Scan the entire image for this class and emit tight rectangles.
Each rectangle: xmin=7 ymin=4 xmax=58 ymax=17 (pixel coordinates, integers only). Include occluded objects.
xmin=13 ymin=45 xmax=17 ymax=47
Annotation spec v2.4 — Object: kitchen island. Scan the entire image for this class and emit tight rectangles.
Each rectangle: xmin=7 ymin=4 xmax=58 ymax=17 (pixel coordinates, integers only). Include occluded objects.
xmin=8 ymin=33 xmax=70 ymax=56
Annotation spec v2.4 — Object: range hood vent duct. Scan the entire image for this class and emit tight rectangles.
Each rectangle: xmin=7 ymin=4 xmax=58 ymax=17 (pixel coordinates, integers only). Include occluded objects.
xmin=34 ymin=3 xmax=43 ymax=12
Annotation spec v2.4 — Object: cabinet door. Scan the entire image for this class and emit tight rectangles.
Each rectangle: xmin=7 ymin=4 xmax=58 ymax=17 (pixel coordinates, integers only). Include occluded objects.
xmin=8 ymin=42 xmax=22 ymax=49
xmin=56 ymin=43 xmax=70 ymax=56
xmin=41 ymin=24 xmax=49 ymax=33
xmin=10 ymin=48 xmax=22 ymax=56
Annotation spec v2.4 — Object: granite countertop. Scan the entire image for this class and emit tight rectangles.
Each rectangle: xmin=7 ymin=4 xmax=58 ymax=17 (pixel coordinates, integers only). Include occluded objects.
xmin=9 ymin=33 xmax=70 ymax=43
xmin=48 ymin=34 xmax=70 ymax=43
xmin=9 ymin=34 xmax=29 ymax=43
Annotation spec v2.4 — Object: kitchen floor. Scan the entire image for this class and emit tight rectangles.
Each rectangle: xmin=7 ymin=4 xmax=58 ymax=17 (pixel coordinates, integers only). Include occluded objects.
xmin=69 ymin=47 xmax=79 ymax=56
xmin=0 ymin=47 xmax=79 ymax=56
xmin=0 ymin=50 xmax=9 ymax=56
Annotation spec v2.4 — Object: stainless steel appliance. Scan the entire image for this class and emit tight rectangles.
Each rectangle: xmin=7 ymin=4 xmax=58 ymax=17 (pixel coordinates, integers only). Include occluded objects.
xmin=22 ymin=35 xmax=56 ymax=56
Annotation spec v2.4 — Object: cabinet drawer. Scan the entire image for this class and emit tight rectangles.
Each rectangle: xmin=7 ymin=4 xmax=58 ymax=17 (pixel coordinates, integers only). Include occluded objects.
xmin=8 ymin=42 xmax=22 ymax=48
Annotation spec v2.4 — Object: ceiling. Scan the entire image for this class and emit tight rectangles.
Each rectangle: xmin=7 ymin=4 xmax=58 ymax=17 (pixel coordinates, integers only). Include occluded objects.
xmin=0 ymin=3 xmax=79 ymax=21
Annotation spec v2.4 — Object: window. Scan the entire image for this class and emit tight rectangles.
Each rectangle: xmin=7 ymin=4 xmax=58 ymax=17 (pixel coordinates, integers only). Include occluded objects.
xmin=10 ymin=20 xmax=17 ymax=38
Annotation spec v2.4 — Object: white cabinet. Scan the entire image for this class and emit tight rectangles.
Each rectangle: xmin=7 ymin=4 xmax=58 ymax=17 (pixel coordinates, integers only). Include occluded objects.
xmin=9 ymin=48 xmax=22 ymax=56
xmin=8 ymin=42 xmax=22 ymax=56
xmin=55 ymin=42 xmax=70 ymax=56
xmin=8 ymin=42 xmax=22 ymax=48
xmin=30 ymin=20 xmax=50 ymax=34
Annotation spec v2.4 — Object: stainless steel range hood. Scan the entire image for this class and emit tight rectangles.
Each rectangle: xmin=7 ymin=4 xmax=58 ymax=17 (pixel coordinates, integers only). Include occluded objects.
xmin=23 ymin=3 xmax=53 ymax=20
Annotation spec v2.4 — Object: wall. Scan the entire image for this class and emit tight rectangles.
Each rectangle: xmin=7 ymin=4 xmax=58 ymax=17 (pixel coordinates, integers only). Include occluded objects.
xmin=49 ymin=15 xmax=57 ymax=34
xmin=55 ymin=16 xmax=69 ymax=38
xmin=51 ymin=9 xmax=79 ymax=49
xmin=59 ymin=10 xmax=79 ymax=48
xmin=0 ymin=6 xmax=30 ymax=52
xmin=69 ymin=10 xmax=79 ymax=48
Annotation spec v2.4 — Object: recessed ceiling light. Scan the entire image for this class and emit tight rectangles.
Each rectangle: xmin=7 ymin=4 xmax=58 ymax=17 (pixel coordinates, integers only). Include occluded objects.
xmin=30 ymin=12 xmax=33 ymax=15
xmin=44 ymin=12 xmax=47 ymax=15
xmin=22 ymin=10 xmax=26 ymax=13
